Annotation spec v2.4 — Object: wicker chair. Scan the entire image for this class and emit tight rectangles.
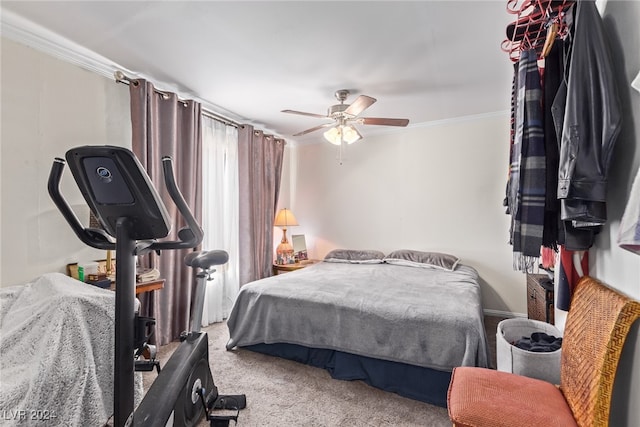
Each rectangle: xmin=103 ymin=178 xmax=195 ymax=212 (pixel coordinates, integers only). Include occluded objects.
xmin=447 ymin=276 xmax=640 ymax=427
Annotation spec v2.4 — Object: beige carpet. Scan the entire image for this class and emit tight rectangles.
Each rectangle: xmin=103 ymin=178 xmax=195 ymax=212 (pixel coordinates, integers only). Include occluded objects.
xmin=143 ymin=316 xmax=504 ymax=426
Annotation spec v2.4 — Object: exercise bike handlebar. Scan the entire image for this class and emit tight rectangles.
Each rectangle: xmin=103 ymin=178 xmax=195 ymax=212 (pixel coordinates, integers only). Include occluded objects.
xmin=147 ymin=156 xmax=203 ymax=251
xmin=48 ymin=158 xmax=116 ymax=250
xmin=48 ymin=154 xmax=203 ymax=251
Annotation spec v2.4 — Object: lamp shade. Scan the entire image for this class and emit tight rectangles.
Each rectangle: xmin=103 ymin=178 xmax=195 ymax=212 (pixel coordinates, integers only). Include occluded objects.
xmin=323 ymin=125 xmax=362 ymax=145
xmin=342 ymin=125 xmax=362 ymax=144
xmin=274 ymin=208 xmax=299 ymax=227
xmin=323 ymin=127 xmax=342 ymax=146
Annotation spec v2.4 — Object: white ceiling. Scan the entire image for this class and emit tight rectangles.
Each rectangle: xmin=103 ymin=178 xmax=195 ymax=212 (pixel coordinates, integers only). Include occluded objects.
xmin=1 ymin=1 xmax=515 ymax=144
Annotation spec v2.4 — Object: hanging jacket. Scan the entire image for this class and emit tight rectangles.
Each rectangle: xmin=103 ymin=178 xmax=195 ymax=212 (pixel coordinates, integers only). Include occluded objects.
xmin=554 ymin=0 xmax=622 ymax=250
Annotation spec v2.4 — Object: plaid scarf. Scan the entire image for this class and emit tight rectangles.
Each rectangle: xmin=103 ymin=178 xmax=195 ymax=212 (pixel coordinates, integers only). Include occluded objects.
xmin=508 ymin=49 xmax=546 ymax=272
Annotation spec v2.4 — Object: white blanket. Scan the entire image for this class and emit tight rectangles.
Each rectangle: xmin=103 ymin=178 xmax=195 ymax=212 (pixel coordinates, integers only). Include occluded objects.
xmin=0 ymin=273 xmax=140 ymax=426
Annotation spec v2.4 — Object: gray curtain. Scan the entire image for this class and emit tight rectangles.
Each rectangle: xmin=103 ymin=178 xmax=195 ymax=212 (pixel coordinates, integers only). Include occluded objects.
xmin=129 ymin=79 xmax=202 ymax=345
xmin=238 ymin=125 xmax=285 ymax=286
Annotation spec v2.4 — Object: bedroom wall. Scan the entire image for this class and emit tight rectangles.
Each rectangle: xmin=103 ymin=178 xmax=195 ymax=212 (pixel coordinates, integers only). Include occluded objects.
xmin=0 ymin=37 xmax=131 ymax=287
xmin=283 ymin=113 xmax=528 ymax=316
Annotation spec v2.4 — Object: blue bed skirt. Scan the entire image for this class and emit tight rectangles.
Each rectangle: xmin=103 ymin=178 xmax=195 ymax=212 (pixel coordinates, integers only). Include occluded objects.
xmin=243 ymin=343 xmax=451 ymax=408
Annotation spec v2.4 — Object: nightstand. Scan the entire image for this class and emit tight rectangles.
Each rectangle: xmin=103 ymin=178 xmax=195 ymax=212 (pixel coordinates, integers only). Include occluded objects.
xmin=272 ymin=260 xmax=318 ymax=275
xmin=526 ymin=273 xmax=554 ymax=324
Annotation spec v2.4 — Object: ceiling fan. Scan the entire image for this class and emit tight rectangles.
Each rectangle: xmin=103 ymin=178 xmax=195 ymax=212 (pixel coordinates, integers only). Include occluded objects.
xmin=282 ymin=89 xmax=410 ymax=145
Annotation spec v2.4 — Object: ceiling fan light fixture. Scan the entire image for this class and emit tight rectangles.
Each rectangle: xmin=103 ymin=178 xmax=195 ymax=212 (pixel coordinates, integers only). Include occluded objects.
xmin=323 ymin=125 xmax=362 ymax=145
xmin=342 ymin=125 xmax=362 ymax=144
xmin=323 ymin=126 xmax=342 ymax=145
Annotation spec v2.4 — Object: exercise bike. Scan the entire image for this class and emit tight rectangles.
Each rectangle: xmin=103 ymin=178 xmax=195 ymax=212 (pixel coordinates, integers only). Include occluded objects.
xmin=48 ymin=145 xmax=246 ymax=426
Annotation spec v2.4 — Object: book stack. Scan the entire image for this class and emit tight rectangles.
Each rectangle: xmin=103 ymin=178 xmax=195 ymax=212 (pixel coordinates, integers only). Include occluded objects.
xmin=87 ymin=273 xmax=111 ymax=289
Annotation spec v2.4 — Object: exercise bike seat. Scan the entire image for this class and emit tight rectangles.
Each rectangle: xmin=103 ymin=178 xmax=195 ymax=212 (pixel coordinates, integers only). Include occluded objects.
xmin=185 ymin=250 xmax=229 ymax=270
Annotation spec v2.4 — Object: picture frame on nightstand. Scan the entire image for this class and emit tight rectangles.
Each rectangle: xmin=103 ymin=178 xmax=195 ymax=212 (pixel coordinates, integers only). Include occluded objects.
xmin=292 ymin=234 xmax=308 ymax=261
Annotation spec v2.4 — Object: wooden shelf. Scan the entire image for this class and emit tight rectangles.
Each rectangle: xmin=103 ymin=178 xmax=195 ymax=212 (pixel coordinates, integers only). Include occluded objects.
xmin=110 ymin=279 xmax=165 ymax=295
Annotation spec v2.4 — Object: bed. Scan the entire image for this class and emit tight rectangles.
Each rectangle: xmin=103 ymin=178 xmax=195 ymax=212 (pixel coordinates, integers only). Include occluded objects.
xmin=0 ymin=273 xmax=142 ymax=426
xmin=226 ymin=249 xmax=491 ymax=407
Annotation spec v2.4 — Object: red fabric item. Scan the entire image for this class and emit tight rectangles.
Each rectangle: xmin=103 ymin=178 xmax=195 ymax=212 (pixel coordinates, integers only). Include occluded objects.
xmin=541 ymin=246 xmax=556 ymax=269
xmin=557 ymin=246 xmax=589 ymax=311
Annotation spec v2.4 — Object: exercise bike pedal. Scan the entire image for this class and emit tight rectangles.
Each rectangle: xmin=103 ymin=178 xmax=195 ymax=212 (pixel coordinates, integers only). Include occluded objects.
xmin=210 ymin=394 xmax=246 ymax=410
xmin=134 ymin=359 xmax=161 ymax=373
xmin=208 ymin=414 xmax=238 ymax=427
xmin=198 ymin=388 xmax=246 ymax=426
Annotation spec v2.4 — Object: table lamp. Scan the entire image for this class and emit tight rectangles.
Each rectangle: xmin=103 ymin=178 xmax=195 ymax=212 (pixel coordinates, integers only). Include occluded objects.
xmin=274 ymin=208 xmax=298 ymax=264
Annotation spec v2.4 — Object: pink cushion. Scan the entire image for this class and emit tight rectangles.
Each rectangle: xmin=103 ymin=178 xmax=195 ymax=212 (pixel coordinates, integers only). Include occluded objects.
xmin=447 ymin=367 xmax=578 ymax=427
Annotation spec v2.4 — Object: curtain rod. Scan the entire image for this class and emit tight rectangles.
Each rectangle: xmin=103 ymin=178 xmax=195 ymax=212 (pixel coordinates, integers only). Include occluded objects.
xmin=113 ymin=70 xmax=240 ymax=129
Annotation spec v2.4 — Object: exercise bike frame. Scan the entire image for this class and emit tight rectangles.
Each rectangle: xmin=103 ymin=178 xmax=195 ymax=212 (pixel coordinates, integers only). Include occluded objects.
xmin=47 ymin=146 xmax=228 ymax=426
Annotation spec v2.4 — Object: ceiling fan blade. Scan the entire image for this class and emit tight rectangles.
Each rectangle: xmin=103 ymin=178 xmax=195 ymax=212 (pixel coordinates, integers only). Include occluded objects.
xmin=292 ymin=122 xmax=334 ymax=136
xmin=281 ymin=109 xmax=328 ymax=119
xmin=361 ymin=117 xmax=410 ymax=127
xmin=344 ymin=95 xmax=376 ymax=117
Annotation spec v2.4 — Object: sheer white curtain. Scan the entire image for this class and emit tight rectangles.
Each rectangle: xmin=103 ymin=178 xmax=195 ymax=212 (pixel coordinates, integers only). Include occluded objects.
xmin=201 ymin=116 xmax=239 ymax=325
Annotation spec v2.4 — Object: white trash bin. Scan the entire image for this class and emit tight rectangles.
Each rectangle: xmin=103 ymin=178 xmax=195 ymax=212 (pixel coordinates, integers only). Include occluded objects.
xmin=496 ymin=318 xmax=562 ymax=384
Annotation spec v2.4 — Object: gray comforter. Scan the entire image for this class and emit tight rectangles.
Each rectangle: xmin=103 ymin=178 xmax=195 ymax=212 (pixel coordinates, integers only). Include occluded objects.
xmin=227 ymin=262 xmax=490 ymax=371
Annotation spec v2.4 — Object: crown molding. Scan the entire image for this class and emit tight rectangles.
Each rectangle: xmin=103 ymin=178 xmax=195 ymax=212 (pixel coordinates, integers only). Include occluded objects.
xmin=0 ymin=8 xmax=247 ymax=126
xmin=1 ymin=8 xmax=121 ymax=80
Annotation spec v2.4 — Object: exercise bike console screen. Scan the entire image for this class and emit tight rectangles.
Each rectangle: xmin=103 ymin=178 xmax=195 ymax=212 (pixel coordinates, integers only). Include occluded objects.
xmin=65 ymin=146 xmax=171 ymax=240
xmin=81 ymin=156 xmax=135 ymax=205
